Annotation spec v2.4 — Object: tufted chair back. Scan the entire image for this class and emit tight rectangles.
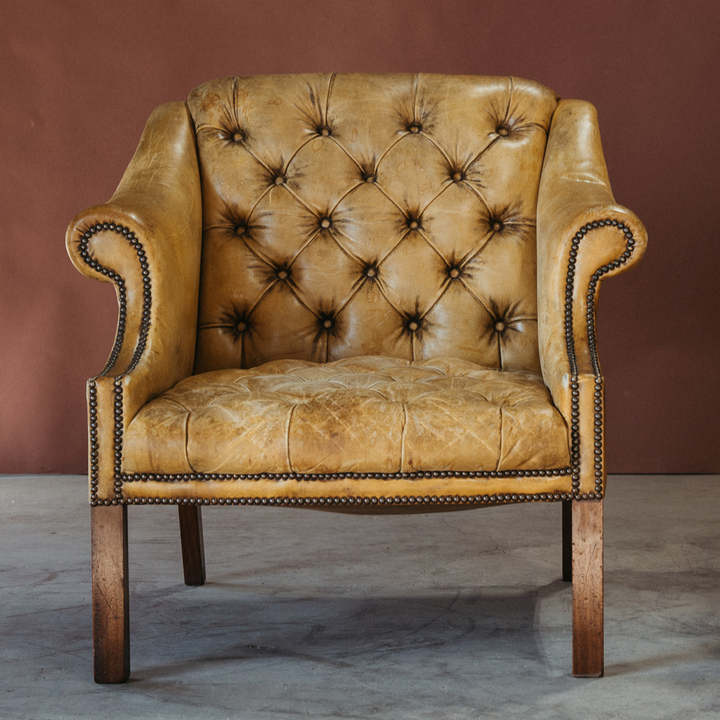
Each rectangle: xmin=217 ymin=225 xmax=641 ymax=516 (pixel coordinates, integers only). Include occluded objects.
xmin=187 ymin=74 xmax=558 ymax=373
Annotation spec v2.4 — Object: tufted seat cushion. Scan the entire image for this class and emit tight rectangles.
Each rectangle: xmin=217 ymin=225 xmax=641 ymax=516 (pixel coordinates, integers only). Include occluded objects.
xmin=124 ymin=355 xmax=569 ymax=476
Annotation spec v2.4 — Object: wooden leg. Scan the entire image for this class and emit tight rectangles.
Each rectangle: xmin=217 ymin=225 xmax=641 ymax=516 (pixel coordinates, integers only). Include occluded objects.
xmin=179 ymin=505 xmax=206 ymax=586
xmin=91 ymin=504 xmax=130 ymax=683
xmin=562 ymin=500 xmax=572 ymax=582
xmin=572 ymin=499 xmax=604 ymax=678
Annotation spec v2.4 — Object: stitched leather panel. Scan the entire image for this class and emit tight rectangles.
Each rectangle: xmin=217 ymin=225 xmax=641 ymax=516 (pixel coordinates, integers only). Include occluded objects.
xmin=187 ymin=74 xmax=558 ymax=373
xmin=123 ymin=355 xmax=570 ymax=475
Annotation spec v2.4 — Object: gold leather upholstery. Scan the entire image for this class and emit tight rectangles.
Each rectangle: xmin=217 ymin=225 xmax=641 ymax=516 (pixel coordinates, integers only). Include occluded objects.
xmin=66 ymin=73 xmax=647 ymax=509
xmin=190 ymin=75 xmax=555 ymax=374
xmin=67 ymin=73 xmax=648 ymax=683
xmin=124 ymin=355 xmax=569 ymax=476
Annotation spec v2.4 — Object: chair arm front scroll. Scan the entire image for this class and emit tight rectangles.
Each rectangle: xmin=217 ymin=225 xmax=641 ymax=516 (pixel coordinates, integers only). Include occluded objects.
xmin=537 ymin=99 xmax=647 ymax=496
xmin=65 ymin=102 xmax=203 ymax=503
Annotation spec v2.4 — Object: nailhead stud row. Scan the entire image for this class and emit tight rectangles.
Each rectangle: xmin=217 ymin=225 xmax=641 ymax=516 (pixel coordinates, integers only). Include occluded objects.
xmin=77 ymin=222 xmax=152 ymax=377
xmin=564 ymin=219 xmax=636 ymax=499
xmin=79 ymin=222 xmax=153 ymax=503
xmin=122 ymin=467 xmax=572 ymax=482
xmin=95 ymin=491 xmax=583 ymax=507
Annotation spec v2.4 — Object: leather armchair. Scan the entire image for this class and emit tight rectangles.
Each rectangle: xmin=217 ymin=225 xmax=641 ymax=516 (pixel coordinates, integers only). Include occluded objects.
xmin=66 ymin=73 xmax=647 ymax=683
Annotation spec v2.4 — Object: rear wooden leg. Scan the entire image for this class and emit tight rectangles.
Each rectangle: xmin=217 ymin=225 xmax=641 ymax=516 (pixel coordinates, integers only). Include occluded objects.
xmin=179 ymin=505 xmax=206 ymax=586
xmin=562 ymin=500 xmax=572 ymax=581
xmin=572 ymin=499 xmax=604 ymax=678
xmin=91 ymin=504 xmax=129 ymax=683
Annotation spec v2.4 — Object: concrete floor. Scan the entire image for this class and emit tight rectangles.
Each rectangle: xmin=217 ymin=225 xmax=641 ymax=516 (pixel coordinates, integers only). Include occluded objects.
xmin=1 ymin=475 xmax=719 ymax=719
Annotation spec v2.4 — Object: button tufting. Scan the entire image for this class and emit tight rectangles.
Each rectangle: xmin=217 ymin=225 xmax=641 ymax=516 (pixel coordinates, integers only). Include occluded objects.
xmin=323 ymin=319 xmax=333 ymax=329
xmin=236 ymin=321 xmax=247 ymax=333
xmin=494 ymin=321 xmax=506 ymax=333
xmin=189 ymin=74 xmax=555 ymax=375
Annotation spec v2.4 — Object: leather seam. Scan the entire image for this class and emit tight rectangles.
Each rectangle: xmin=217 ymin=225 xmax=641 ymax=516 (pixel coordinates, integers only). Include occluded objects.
xmin=286 ymin=404 xmax=297 ymax=474
xmin=495 ymin=405 xmax=505 ymax=471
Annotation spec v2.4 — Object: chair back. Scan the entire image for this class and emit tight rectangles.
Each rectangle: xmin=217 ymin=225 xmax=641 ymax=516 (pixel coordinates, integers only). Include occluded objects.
xmin=188 ymin=73 xmax=558 ymax=373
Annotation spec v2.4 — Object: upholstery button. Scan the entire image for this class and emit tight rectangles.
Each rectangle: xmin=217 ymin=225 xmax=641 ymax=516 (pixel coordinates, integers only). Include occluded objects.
xmin=235 ymin=225 xmax=246 ymax=235
xmin=274 ymin=175 xmax=285 ymax=185
xmin=232 ymin=132 xmax=244 ymax=143
xmin=452 ymin=171 xmax=464 ymax=182
xmin=408 ymin=321 xmax=419 ymax=332
xmin=319 ymin=126 xmax=331 ymax=137
xmin=449 ymin=267 xmax=461 ymax=279
xmin=497 ymin=126 xmax=509 ymax=136
xmin=277 ymin=269 xmax=289 ymax=280
xmin=320 ymin=217 xmax=332 ymax=229
xmin=365 ymin=267 xmax=377 ymax=278
xmin=236 ymin=321 xmax=247 ymax=333
xmin=491 ymin=221 xmax=503 ymax=232
xmin=408 ymin=123 xmax=421 ymax=133
xmin=323 ymin=319 xmax=333 ymax=329
xmin=494 ymin=321 xmax=506 ymax=332
xmin=364 ymin=174 xmax=376 ymax=183
xmin=408 ymin=219 xmax=419 ymax=230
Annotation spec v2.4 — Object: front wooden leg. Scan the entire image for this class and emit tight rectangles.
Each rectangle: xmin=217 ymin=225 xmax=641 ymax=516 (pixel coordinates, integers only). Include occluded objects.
xmin=562 ymin=500 xmax=572 ymax=582
xmin=179 ymin=505 xmax=206 ymax=586
xmin=91 ymin=504 xmax=130 ymax=683
xmin=572 ymin=498 xmax=604 ymax=677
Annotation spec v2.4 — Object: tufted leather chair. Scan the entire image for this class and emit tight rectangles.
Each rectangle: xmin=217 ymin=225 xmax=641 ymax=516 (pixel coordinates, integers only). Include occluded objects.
xmin=66 ymin=74 xmax=647 ymax=683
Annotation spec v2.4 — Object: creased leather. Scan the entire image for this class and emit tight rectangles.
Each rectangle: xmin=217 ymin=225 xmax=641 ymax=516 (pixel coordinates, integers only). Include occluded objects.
xmin=124 ymin=355 xmax=570 ymax=475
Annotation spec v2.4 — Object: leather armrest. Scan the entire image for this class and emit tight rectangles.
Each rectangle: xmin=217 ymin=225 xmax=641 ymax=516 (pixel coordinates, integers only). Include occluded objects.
xmin=537 ymin=99 xmax=648 ymax=421
xmin=66 ymin=102 xmax=203 ymax=421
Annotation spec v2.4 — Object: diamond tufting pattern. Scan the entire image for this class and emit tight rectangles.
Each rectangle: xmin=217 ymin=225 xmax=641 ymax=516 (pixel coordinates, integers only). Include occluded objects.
xmin=188 ymin=74 xmax=558 ymax=373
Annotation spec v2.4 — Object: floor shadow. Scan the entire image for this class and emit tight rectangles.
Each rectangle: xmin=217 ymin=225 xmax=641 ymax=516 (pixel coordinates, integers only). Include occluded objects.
xmin=126 ymin=578 xmax=570 ymax=680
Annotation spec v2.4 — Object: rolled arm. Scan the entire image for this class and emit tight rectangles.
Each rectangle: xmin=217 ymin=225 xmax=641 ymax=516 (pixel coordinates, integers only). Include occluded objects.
xmin=537 ymin=99 xmax=648 ymax=421
xmin=66 ymin=101 xmax=203 ymax=420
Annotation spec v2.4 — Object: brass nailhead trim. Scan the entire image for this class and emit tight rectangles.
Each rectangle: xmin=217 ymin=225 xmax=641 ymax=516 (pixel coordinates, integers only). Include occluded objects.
xmin=122 ymin=468 xmax=572 ymax=482
xmin=89 ymin=382 xmax=99 ymax=502
xmin=564 ymin=218 xmax=635 ymax=500
xmin=77 ymin=222 xmax=152 ymax=378
xmin=112 ymin=492 xmax=574 ymax=507
xmin=79 ymin=222 xmax=152 ymax=504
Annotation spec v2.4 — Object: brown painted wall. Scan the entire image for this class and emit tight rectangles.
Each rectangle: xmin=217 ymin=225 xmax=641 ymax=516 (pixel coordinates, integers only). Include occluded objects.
xmin=1 ymin=0 xmax=718 ymax=474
